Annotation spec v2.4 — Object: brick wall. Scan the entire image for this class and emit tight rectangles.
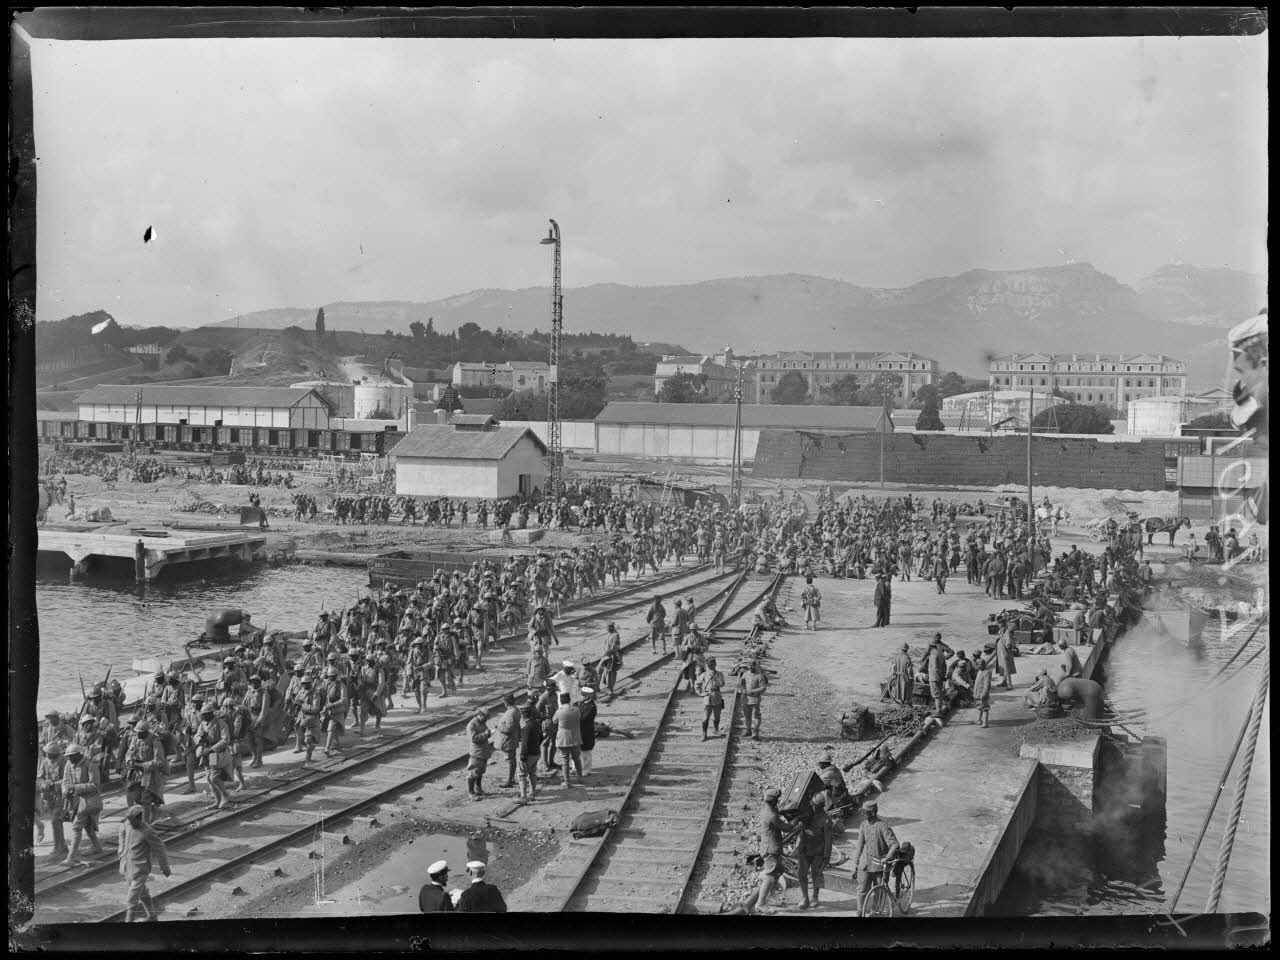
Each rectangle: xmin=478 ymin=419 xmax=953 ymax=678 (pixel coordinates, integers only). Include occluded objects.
xmin=752 ymin=430 xmax=1168 ymax=490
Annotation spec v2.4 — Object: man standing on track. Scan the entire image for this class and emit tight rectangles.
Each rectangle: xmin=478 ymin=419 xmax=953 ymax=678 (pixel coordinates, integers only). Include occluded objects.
xmin=553 ymin=694 xmax=584 ymax=789
xmin=118 ymin=803 xmax=170 ymax=922
xmin=737 ymin=660 xmax=768 ymax=741
xmin=466 ymin=708 xmax=494 ymax=799
xmin=696 ymin=657 xmax=726 ymax=741
xmin=600 ymin=623 xmax=623 ymax=695
xmin=495 ymin=695 xmax=522 ymax=790
xmin=516 ymin=703 xmax=542 ymax=804
xmin=646 ymin=595 xmax=668 ymax=654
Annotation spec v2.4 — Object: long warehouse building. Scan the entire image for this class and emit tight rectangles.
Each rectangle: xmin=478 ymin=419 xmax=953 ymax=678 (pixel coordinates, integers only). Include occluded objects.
xmin=593 ymin=401 xmax=892 ymax=464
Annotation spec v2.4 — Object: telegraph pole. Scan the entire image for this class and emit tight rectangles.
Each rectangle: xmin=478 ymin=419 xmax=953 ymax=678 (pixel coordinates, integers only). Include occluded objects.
xmin=730 ymin=361 xmax=745 ymax=506
xmin=1027 ymin=385 xmax=1035 ymax=534
xmin=539 ymin=220 xmax=563 ymax=499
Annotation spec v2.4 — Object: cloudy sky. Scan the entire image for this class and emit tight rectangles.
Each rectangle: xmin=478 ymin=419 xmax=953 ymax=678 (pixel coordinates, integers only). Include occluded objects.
xmin=28 ymin=35 xmax=1267 ymax=327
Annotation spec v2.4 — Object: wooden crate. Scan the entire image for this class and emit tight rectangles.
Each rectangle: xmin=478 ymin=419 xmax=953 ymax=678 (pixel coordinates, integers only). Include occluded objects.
xmin=1054 ymin=626 xmax=1080 ymax=646
xmin=1013 ymin=630 xmax=1034 ymax=644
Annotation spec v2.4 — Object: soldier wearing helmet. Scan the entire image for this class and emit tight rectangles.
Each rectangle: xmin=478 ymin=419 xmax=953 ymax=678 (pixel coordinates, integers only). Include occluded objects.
xmin=124 ymin=717 xmax=168 ymax=823
xmin=37 ymin=740 xmax=68 ymax=859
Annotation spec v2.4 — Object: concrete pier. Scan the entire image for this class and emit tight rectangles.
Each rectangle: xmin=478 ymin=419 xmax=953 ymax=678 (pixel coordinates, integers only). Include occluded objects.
xmin=774 ymin=568 xmax=1105 ymax=917
xmin=37 ymin=529 xmax=265 ymax=582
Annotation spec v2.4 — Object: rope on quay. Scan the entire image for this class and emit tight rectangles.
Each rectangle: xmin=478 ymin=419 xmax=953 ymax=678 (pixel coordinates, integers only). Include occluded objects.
xmin=1166 ymin=646 xmax=1268 ymax=913
xmin=1204 ymin=645 xmax=1269 ymax=915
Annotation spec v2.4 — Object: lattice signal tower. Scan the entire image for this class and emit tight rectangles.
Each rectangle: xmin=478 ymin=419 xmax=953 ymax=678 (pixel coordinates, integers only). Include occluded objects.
xmin=539 ymin=219 xmax=563 ymax=499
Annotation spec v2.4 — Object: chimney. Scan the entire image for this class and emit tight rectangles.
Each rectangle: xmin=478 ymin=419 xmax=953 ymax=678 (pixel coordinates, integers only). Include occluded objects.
xmin=406 ymin=406 xmax=417 ymax=431
xmin=435 ymin=408 xmax=448 ymax=425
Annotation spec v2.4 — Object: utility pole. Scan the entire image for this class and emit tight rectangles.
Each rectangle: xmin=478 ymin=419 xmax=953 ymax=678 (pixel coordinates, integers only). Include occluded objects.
xmin=730 ymin=361 xmax=745 ymax=507
xmin=539 ymin=220 xmax=563 ymax=499
xmin=1027 ymin=385 xmax=1035 ymax=534
xmin=879 ymin=378 xmax=889 ymax=489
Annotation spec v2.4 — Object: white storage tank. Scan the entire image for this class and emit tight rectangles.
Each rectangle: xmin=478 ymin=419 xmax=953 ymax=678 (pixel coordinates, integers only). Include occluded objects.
xmin=353 ymin=379 xmax=414 ymax=420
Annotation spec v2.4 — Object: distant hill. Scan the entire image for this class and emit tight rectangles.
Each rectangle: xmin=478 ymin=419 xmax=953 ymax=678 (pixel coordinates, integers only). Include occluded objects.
xmin=211 ymin=263 xmax=1264 ymax=387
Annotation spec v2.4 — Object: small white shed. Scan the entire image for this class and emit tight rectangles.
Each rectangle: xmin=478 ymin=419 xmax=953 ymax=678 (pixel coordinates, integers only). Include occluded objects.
xmin=389 ymin=415 xmax=548 ymax=499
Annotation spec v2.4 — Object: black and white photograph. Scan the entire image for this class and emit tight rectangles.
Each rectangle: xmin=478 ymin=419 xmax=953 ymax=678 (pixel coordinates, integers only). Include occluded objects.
xmin=9 ymin=7 xmax=1269 ymax=951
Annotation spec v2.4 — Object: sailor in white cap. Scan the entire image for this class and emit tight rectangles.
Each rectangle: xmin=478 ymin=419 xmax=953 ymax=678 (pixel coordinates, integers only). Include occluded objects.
xmin=418 ymin=860 xmax=453 ymax=912
xmin=551 ymin=659 xmax=581 ymax=704
xmin=456 ymin=860 xmax=508 ymax=913
xmin=1228 ymin=310 xmax=1268 ymax=431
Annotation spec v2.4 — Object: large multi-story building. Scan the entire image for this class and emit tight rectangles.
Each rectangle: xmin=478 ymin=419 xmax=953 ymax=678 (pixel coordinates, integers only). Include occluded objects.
xmin=653 ymin=348 xmax=738 ymax=400
xmin=751 ymin=351 xmax=938 ymax=405
xmin=987 ymin=353 xmax=1186 ymax=411
xmin=452 ymin=360 xmax=549 ymax=395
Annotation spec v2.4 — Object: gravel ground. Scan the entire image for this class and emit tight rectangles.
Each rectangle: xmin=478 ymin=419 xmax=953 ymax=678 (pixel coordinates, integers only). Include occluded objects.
xmin=685 ymin=582 xmax=866 ymax=912
xmin=231 ymin=816 xmax=559 ymax=919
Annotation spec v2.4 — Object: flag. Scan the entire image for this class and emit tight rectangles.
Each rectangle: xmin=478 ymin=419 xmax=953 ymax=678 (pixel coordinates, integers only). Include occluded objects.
xmin=90 ymin=318 xmax=111 ymax=335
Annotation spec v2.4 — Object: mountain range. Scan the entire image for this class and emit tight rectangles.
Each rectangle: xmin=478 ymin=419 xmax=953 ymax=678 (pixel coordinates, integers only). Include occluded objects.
xmin=210 ymin=262 xmax=1265 ymax=388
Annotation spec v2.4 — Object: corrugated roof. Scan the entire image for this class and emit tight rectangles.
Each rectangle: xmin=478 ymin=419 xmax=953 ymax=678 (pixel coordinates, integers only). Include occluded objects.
xmin=390 ymin=424 xmax=547 ymax=460
xmin=77 ymin=384 xmax=324 ymax=409
xmin=595 ymin=401 xmax=892 ymax=431
xmin=449 ymin=413 xmax=499 ymax=426
xmin=36 ymin=409 xmax=78 ymax=421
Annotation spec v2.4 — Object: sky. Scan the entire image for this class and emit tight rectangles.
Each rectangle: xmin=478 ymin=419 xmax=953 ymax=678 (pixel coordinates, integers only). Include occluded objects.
xmin=27 ymin=34 xmax=1268 ymax=328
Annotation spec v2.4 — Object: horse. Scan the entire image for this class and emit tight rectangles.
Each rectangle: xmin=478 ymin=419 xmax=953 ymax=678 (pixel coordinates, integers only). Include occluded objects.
xmin=1144 ymin=516 xmax=1193 ymax=546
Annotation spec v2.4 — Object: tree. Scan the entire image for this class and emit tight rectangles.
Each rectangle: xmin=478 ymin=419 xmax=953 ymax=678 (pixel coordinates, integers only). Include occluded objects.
xmin=1185 ymin=412 xmax=1232 ymax=431
xmin=438 ymin=385 xmax=465 ymax=411
xmin=315 ymin=307 xmax=326 ymax=339
xmin=772 ymin=370 xmax=810 ymax=404
xmin=914 ymin=384 xmax=942 ymax=408
xmin=914 ymin=384 xmax=945 ymax=430
xmin=1032 ymin=403 xmax=1115 ymax=434
xmin=409 ymin=320 xmax=426 ymax=341
xmin=819 ymin=374 xmax=860 ymax=405
xmin=936 ymin=371 xmax=969 ymax=398
xmin=657 ymin=372 xmax=708 ymax=404
xmin=165 ymin=344 xmax=195 ymax=365
xmin=856 ymin=372 xmax=903 ymax=409
xmin=196 ymin=346 xmax=234 ymax=377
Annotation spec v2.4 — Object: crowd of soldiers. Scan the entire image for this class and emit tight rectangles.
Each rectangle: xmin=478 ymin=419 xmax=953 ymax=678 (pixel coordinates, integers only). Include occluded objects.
xmin=31 ymin=490 xmax=757 ymax=858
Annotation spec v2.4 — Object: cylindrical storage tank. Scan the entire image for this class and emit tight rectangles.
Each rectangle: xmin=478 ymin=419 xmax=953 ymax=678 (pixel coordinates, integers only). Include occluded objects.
xmin=353 ymin=381 xmax=413 ymax=420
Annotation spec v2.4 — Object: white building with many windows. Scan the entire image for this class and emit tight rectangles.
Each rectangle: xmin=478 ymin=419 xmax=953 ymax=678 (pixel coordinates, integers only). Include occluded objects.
xmin=750 ymin=351 xmax=938 ymax=404
xmin=986 ymin=353 xmax=1187 ymax=411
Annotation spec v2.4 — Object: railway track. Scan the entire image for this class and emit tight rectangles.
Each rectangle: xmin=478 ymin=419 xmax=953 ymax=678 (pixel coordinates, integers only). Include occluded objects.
xmin=546 ymin=573 xmax=787 ymax=913
xmin=32 ymin=562 xmax=750 ymax=923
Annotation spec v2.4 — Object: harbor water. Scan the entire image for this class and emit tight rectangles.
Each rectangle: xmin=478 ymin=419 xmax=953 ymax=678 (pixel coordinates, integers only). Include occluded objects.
xmin=34 ymin=562 xmax=362 ymax=713
xmin=996 ymin=617 xmax=1271 ymax=917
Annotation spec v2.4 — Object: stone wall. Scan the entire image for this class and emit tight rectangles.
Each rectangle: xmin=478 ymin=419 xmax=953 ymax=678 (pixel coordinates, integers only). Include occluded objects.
xmin=752 ymin=431 xmax=1169 ymax=490
xmin=1019 ymin=738 xmax=1101 ymax=834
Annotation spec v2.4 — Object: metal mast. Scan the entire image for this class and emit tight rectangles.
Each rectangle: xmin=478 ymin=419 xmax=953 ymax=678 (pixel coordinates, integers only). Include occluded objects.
xmin=730 ymin=362 xmax=745 ymax=506
xmin=1027 ymin=385 xmax=1035 ymax=534
xmin=539 ymin=220 xmax=563 ymax=499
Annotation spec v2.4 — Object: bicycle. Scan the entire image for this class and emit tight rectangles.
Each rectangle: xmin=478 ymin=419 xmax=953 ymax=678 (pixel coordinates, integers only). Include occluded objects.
xmin=860 ymin=846 xmax=916 ymax=917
